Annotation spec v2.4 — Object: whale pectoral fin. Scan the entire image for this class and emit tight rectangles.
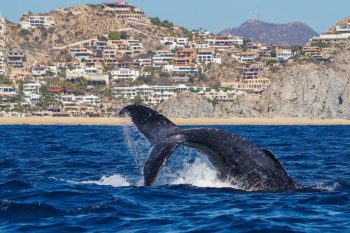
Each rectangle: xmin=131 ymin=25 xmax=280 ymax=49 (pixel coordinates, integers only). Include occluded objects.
xmin=144 ymin=142 xmax=180 ymax=186
xmin=262 ymin=149 xmax=283 ymax=167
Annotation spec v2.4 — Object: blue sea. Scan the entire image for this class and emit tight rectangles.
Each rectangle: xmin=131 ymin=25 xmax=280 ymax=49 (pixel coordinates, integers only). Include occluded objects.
xmin=0 ymin=125 xmax=349 ymax=232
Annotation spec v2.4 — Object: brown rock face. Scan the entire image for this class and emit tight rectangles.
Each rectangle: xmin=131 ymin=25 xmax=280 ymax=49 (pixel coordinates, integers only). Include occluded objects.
xmin=159 ymin=43 xmax=350 ymax=119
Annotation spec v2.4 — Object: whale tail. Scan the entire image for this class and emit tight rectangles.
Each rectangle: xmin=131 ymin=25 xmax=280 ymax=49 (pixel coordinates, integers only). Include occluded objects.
xmin=120 ymin=105 xmax=297 ymax=191
xmin=120 ymin=105 xmax=182 ymax=185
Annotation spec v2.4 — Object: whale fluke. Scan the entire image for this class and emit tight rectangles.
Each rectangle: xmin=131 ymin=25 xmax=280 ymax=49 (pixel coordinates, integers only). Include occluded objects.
xmin=120 ymin=105 xmax=179 ymax=144
xmin=120 ymin=105 xmax=298 ymax=191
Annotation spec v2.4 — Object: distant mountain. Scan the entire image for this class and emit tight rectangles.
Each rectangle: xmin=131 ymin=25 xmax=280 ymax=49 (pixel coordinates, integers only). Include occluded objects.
xmin=219 ymin=19 xmax=319 ymax=45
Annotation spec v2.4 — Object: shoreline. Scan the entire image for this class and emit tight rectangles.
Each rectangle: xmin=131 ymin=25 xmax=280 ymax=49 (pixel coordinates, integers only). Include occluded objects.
xmin=1 ymin=117 xmax=350 ymax=126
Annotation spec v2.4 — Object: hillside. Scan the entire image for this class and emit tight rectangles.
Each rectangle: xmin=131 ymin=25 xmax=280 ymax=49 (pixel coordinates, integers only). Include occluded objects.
xmin=4 ymin=4 xmax=190 ymax=66
xmin=158 ymin=42 xmax=350 ymax=119
xmin=219 ymin=20 xmax=318 ymax=45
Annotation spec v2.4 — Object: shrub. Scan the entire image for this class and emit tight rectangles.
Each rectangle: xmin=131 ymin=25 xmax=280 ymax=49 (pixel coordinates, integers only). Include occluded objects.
xmin=19 ymin=29 xmax=31 ymax=37
xmin=108 ymin=31 xmax=120 ymax=40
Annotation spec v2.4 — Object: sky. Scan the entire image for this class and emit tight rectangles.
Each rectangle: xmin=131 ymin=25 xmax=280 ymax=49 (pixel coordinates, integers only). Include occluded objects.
xmin=0 ymin=0 xmax=349 ymax=33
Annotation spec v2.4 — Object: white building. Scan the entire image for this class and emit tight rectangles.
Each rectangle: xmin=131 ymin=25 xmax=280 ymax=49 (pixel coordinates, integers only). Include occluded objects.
xmin=204 ymin=89 xmax=243 ymax=101
xmin=196 ymin=48 xmax=221 ymax=64
xmin=20 ymin=14 xmax=55 ymax=29
xmin=276 ymin=49 xmax=293 ymax=60
xmin=70 ymin=48 xmax=93 ymax=62
xmin=0 ymin=51 xmax=6 ymax=75
xmin=61 ymin=95 xmax=101 ymax=106
xmin=25 ymin=94 xmax=41 ymax=105
xmin=175 ymin=38 xmax=190 ymax=48
xmin=31 ymin=65 xmax=48 ymax=76
xmin=234 ymin=52 xmax=259 ymax=63
xmin=85 ymin=67 xmax=103 ymax=75
xmin=152 ymin=50 xmax=174 ymax=67
xmin=336 ymin=22 xmax=350 ymax=33
xmin=23 ymin=83 xmax=41 ymax=96
xmin=164 ymin=65 xmax=199 ymax=75
xmin=311 ymin=33 xmax=350 ymax=44
xmin=113 ymin=84 xmax=189 ymax=104
xmin=127 ymin=39 xmax=143 ymax=54
xmin=160 ymin=37 xmax=190 ymax=49
xmin=111 ymin=68 xmax=140 ymax=81
xmin=66 ymin=68 xmax=85 ymax=80
xmin=139 ymin=58 xmax=152 ymax=67
xmin=160 ymin=37 xmax=175 ymax=47
xmin=0 ymin=86 xmax=16 ymax=96
xmin=204 ymin=36 xmax=244 ymax=50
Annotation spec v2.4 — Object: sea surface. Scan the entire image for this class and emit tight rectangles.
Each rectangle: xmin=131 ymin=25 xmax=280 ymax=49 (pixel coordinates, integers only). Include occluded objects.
xmin=0 ymin=125 xmax=349 ymax=232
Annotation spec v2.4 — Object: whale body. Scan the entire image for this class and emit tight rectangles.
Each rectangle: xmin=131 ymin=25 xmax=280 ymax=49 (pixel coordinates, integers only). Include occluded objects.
xmin=120 ymin=105 xmax=298 ymax=191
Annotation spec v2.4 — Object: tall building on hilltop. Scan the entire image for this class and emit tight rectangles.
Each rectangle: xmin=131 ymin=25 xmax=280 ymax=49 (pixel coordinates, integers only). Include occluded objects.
xmin=102 ymin=1 xmax=144 ymax=19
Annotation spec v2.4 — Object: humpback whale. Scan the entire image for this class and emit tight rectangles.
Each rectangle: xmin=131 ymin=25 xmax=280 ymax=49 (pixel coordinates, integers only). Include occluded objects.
xmin=120 ymin=105 xmax=298 ymax=192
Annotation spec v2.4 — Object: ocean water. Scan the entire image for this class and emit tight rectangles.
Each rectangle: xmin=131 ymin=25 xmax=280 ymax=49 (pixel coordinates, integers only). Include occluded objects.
xmin=0 ymin=125 xmax=349 ymax=232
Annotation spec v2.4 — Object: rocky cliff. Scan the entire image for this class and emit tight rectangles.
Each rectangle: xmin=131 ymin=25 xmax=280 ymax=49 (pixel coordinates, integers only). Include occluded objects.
xmin=220 ymin=20 xmax=318 ymax=45
xmin=159 ymin=43 xmax=350 ymax=119
xmin=258 ymin=47 xmax=350 ymax=119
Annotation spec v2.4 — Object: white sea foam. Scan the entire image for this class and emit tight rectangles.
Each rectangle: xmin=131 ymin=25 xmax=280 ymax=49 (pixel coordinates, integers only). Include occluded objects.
xmin=312 ymin=182 xmax=340 ymax=191
xmin=79 ymin=175 xmax=131 ymax=187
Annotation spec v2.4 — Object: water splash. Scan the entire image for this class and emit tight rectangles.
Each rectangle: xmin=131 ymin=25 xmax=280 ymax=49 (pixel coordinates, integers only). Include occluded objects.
xmin=77 ymin=175 xmax=131 ymax=187
xmin=122 ymin=125 xmax=150 ymax=173
xmin=170 ymin=157 xmax=234 ymax=188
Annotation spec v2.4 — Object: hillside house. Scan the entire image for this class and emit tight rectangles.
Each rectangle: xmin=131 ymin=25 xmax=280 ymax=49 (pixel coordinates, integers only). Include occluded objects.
xmin=276 ymin=49 xmax=293 ymax=60
xmin=234 ymin=51 xmax=259 ymax=63
xmin=112 ymin=84 xmax=188 ymax=104
xmin=152 ymin=50 xmax=173 ymax=67
xmin=102 ymin=1 xmax=144 ymax=19
xmin=111 ymin=68 xmax=140 ymax=81
xmin=336 ymin=22 xmax=350 ymax=33
xmin=61 ymin=95 xmax=101 ymax=106
xmin=70 ymin=48 xmax=93 ymax=62
xmin=173 ymin=49 xmax=197 ymax=66
xmin=20 ymin=14 xmax=55 ymax=29
xmin=204 ymin=89 xmax=242 ymax=101
xmin=204 ymin=36 xmax=243 ymax=50
xmin=0 ymin=51 xmax=6 ymax=75
xmin=7 ymin=48 xmax=26 ymax=70
xmin=127 ymin=39 xmax=143 ymax=54
xmin=138 ymin=58 xmax=152 ymax=67
xmin=0 ymin=86 xmax=17 ymax=96
xmin=315 ymin=33 xmax=350 ymax=44
xmin=32 ymin=65 xmax=48 ymax=76
xmin=302 ymin=46 xmax=321 ymax=56
xmin=23 ymin=83 xmax=41 ymax=96
xmin=242 ymin=63 xmax=264 ymax=79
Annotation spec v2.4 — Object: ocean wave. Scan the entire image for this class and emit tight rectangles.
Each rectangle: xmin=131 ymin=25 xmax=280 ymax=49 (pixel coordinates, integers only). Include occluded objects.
xmin=0 ymin=200 xmax=62 ymax=220
xmin=0 ymin=180 xmax=32 ymax=190
xmin=0 ymin=200 xmax=115 ymax=220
